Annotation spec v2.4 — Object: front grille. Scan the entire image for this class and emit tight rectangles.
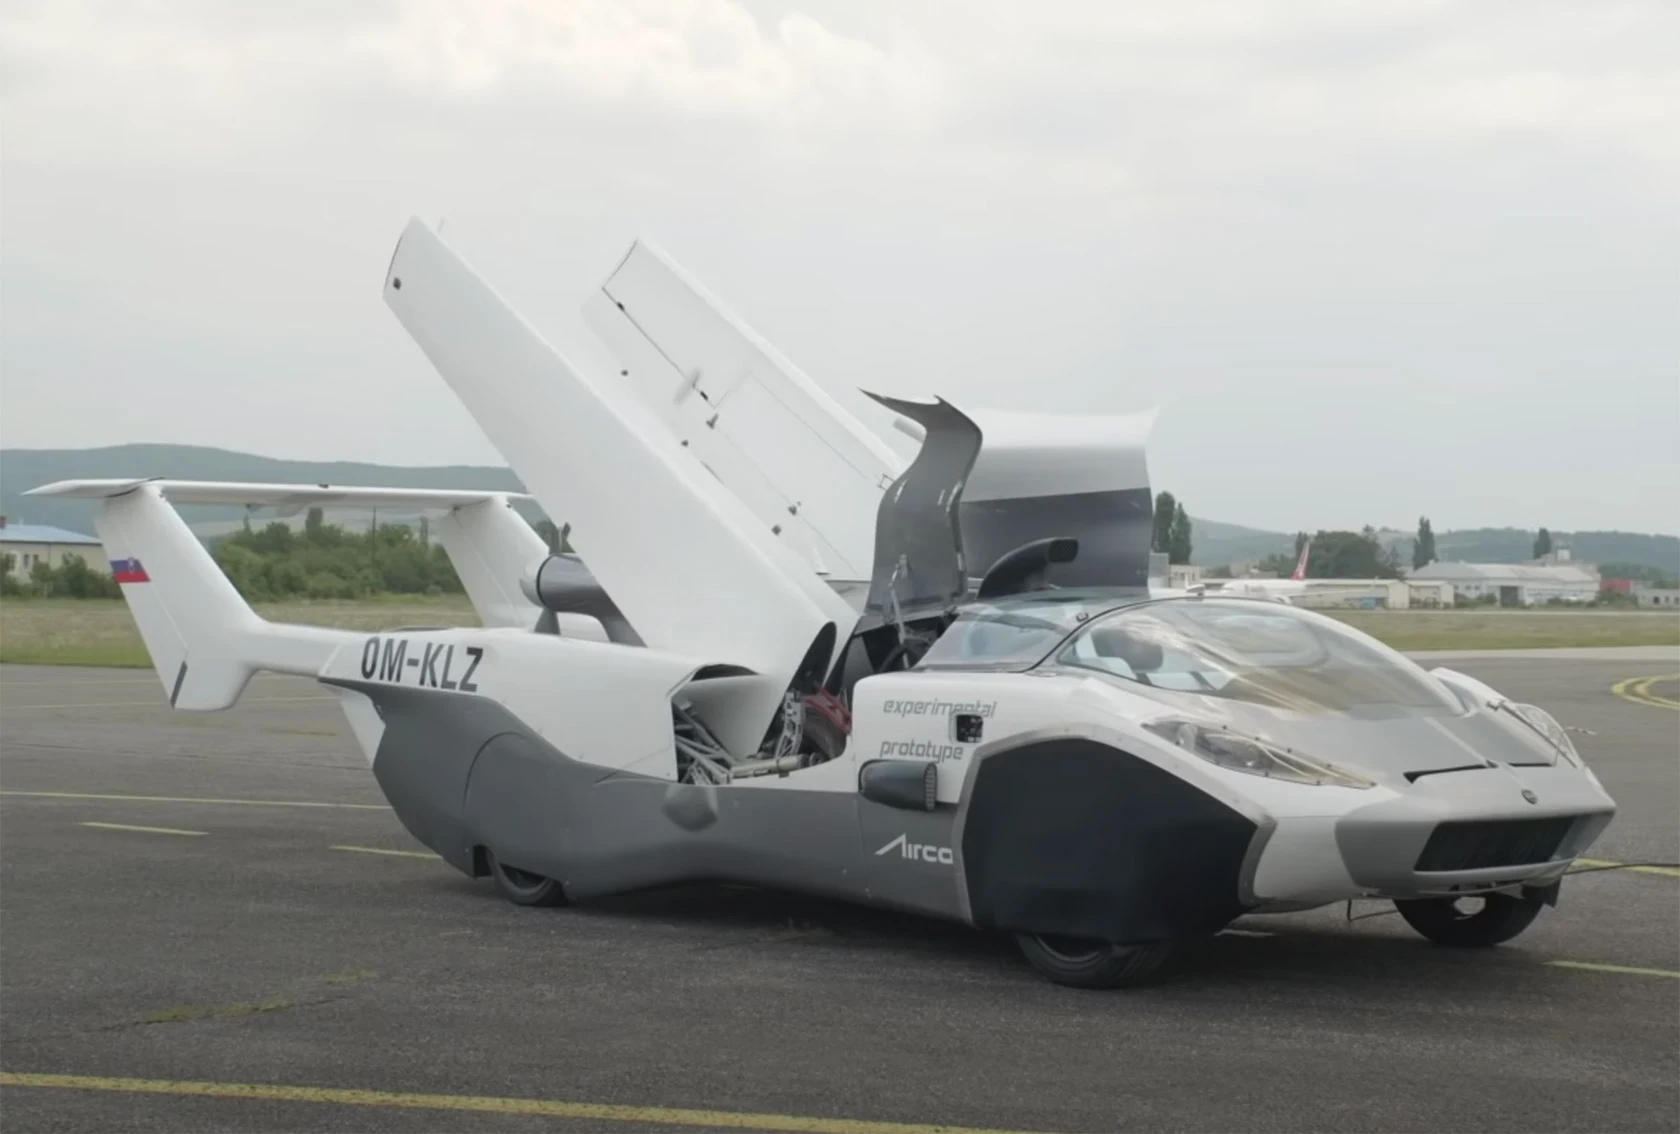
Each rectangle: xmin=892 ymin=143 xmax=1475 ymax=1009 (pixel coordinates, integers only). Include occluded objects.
xmin=1414 ymin=817 xmax=1575 ymax=872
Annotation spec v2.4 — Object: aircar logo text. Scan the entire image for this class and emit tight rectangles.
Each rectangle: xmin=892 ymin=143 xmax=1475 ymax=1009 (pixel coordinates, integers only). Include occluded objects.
xmin=876 ymin=833 xmax=953 ymax=865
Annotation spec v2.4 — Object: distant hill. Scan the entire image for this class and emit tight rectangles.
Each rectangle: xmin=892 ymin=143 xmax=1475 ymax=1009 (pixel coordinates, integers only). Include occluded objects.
xmin=1436 ymin=529 xmax=1679 ymax=571
xmin=1182 ymin=518 xmax=1298 ymax=567
xmin=1165 ymin=520 xmax=1677 ymax=575
xmin=5 ymin=445 xmax=1676 ymax=573
xmin=1 ymin=445 xmax=539 ymax=535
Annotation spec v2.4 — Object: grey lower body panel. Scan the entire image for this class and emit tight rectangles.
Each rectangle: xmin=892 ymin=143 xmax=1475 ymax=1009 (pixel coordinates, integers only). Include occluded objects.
xmin=326 ymin=680 xmax=969 ymax=920
xmin=329 ymin=682 xmax=1267 ymax=943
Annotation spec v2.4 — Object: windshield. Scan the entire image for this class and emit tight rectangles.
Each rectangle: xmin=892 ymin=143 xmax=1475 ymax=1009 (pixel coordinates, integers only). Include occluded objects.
xmin=1056 ymin=599 xmax=1463 ymax=718
xmin=916 ymin=588 xmax=1151 ymax=671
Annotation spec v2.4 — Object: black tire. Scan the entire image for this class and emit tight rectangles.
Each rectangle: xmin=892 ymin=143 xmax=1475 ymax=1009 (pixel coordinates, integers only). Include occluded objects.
xmin=487 ymin=851 xmax=569 ymax=907
xmin=1394 ymin=892 xmax=1545 ymax=947
xmin=1015 ymin=933 xmax=1175 ymax=989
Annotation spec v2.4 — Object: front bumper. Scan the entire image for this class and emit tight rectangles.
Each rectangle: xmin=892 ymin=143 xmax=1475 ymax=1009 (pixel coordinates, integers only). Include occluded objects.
xmin=1333 ymin=763 xmax=1614 ymax=898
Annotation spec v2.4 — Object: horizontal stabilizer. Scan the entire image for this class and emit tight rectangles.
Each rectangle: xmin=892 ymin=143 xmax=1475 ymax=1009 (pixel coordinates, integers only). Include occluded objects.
xmin=27 ymin=479 xmax=532 ymax=511
xmin=29 ymin=478 xmax=547 ymax=630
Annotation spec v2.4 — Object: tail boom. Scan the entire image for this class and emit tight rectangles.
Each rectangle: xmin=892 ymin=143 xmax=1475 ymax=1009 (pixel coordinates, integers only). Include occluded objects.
xmin=22 ymin=480 xmax=494 ymax=709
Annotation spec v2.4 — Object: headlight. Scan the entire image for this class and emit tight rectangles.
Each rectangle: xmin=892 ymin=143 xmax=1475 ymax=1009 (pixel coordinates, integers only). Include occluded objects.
xmin=1143 ymin=719 xmax=1375 ymax=789
xmin=1500 ymin=702 xmax=1581 ymax=767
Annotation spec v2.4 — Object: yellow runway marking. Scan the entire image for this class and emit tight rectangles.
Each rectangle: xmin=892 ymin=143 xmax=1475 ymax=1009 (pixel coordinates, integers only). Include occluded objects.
xmin=79 ymin=822 xmax=206 ymax=837
xmin=0 ymin=1073 xmax=1048 ymax=1134
xmin=3 ymin=695 xmax=333 ymax=712
xmin=2 ymin=790 xmax=387 ymax=810
xmin=1611 ymin=673 xmax=1680 ymax=711
xmin=1575 ymin=858 xmax=1680 ymax=878
xmin=331 ymin=844 xmax=437 ymax=859
xmin=1545 ymin=961 xmax=1680 ymax=980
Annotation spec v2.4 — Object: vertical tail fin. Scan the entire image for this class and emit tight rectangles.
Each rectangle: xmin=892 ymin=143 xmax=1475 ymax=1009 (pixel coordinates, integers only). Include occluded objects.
xmin=1292 ymin=539 xmax=1312 ymax=582
xmin=25 ymin=480 xmax=356 ymax=708
xmin=88 ymin=484 xmax=263 ymax=708
xmin=431 ymin=497 xmax=547 ymax=629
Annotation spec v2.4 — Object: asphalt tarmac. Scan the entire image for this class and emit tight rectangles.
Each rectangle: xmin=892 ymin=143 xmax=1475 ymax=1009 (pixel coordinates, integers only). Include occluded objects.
xmin=1 ymin=653 xmax=1676 ymax=1134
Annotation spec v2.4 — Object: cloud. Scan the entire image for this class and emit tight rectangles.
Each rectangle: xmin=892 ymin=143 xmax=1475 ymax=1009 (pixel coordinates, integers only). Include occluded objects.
xmin=1 ymin=0 xmax=949 ymax=150
xmin=1 ymin=0 xmax=1675 ymax=532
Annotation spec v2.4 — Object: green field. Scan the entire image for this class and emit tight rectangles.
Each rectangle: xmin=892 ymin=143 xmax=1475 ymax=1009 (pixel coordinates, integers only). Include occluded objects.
xmin=0 ymin=597 xmax=481 ymax=668
xmin=1 ymin=597 xmax=1676 ymax=669
xmin=1325 ymin=609 xmax=1680 ymax=651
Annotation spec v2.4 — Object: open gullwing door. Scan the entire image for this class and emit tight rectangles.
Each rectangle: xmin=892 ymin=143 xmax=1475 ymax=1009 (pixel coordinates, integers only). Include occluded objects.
xmin=857 ymin=394 xmax=982 ymax=630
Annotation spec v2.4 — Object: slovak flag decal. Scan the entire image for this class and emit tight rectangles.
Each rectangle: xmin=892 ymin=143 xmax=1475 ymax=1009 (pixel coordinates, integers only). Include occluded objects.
xmin=110 ymin=557 xmax=151 ymax=584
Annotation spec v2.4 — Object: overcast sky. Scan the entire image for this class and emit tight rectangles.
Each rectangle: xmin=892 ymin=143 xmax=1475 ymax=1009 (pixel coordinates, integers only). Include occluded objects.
xmin=3 ymin=0 xmax=1676 ymax=534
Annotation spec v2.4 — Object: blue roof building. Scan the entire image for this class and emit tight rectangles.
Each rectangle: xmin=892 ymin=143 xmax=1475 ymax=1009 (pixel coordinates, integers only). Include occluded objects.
xmin=0 ymin=522 xmax=102 ymax=546
xmin=0 ymin=518 xmax=104 ymax=578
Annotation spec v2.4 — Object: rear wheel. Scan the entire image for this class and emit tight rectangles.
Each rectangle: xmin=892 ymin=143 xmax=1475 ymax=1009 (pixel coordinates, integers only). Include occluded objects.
xmin=1015 ymin=933 xmax=1175 ymax=989
xmin=487 ymin=851 xmax=569 ymax=907
xmin=1394 ymin=892 xmax=1544 ymax=947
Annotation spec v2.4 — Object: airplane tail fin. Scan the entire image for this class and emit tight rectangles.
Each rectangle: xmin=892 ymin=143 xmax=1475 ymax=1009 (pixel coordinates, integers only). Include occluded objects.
xmin=34 ymin=482 xmax=263 ymax=708
xmin=23 ymin=480 xmax=376 ymax=708
xmin=1292 ymin=539 xmax=1312 ymax=582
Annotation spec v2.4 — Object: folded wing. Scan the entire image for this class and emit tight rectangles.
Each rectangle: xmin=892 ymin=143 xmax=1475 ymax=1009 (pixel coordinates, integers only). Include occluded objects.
xmin=382 ymin=219 xmax=858 ymax=750
xmin=582 ymin=239 xmax=1160 ymax=591
xmin=583 ymin=240 xmax=901 ymax=583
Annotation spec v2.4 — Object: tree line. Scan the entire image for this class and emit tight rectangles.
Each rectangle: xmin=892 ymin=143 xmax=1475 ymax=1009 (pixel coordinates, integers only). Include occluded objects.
xmin=1154 ymin=494 xmax=1404 ymax=581
xmin=2 ymin=509 xmax=470 ymax=601
xmin=1 ymin=551 xmax=123 ymax=598
xmin=211 ymin=509 xmax=465 ymax=600
xmin=7 ymin=499 xmax=1668 ymax=601
xmin=1152 ymin=492 xmax=1193 ymax=564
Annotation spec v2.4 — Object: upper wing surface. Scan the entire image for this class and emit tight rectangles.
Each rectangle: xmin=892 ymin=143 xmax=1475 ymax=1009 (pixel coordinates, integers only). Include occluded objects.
xmin=582 ymin=241 xmax=901 ymax=582
xmin=382 ymin=219 xmax=856 ymax=710
xmin=26 ymin=479 xmax=531 ymax=510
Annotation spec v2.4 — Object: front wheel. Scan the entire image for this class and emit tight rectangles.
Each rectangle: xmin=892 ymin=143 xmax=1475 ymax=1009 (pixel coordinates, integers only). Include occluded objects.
xmin=487 ymin=851 xmax=569 ymax=907
xmin=1394 ymin=892 xmax=1544 ymax=947
xmin=1015 ymin=933 xmax=1175 ymax=989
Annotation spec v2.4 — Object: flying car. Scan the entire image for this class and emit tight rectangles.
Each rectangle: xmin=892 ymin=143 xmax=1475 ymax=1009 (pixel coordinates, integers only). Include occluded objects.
xmin=29 ymin=220 xmax=1617 ymax=988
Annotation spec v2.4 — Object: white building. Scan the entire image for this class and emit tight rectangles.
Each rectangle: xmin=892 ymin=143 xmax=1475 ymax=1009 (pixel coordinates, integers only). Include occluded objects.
xmin=1289 ymin=579 xmax=1451 ymax=610
xmin=0 ymin=517 xmax=104 ymax=578
xmin=1407 ymin=561 xmax=1600 ymax=606
xmin=1631 ymin=584 xmax=1680 ymax=609
xmin=1168 ymin=563 xmax=1206 ymax=590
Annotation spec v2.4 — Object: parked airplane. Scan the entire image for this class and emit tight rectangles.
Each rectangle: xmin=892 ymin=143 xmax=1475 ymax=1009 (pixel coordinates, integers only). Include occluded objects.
xmin=1207 ymin=539 xmax=1315 ymax=601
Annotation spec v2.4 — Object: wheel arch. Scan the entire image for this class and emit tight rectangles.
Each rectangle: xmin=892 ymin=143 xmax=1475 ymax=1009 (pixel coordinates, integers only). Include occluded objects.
xmin=950 ymin=722 xmax=1274 ymax=944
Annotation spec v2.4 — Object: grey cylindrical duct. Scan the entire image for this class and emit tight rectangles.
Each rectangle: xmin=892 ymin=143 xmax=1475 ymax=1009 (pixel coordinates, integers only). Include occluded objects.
xmin=519 ymin=554 xmax=644 ymax=646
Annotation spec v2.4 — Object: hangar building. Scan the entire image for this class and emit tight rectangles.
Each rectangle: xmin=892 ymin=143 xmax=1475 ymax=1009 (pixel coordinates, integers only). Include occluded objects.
xmin=1407 ymin=561 xmax=1600 ymax=606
